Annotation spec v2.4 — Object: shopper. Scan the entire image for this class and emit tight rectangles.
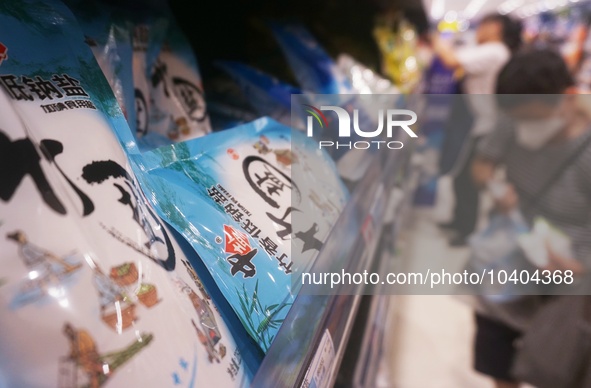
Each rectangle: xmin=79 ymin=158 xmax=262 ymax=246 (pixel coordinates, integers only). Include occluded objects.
xmin=471 ymin=48 xmax=591 ymax=388
xmin=433 ymin=14 xmax=522 ymax=246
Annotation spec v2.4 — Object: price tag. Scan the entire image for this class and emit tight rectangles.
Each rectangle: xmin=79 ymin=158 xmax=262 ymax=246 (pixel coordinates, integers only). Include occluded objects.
xmin=300 ymin=330 xmax=336 ymax=388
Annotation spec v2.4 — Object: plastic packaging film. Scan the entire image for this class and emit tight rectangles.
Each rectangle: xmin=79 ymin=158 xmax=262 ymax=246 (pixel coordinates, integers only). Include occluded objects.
xmin=0 ymin=1 xmax=256 ymax=386
xmin=66 ymin=0 xmax=211 ymax=148
xmin=147 ymin=18 xmax=212 ymax=142
xmin=127 ymin=3 xmax=211 ymax=145
xmin=137 ymin=118 xmax=349 ymax=352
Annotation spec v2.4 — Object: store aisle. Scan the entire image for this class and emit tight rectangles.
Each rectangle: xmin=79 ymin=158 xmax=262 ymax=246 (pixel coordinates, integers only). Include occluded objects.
xmin=383 ymin=207 xmax=539 ymax=388
xmin=387 ymin=208 xmax=493 ymax=388
xmin=389 ymin=294 xmax=493 ymax=388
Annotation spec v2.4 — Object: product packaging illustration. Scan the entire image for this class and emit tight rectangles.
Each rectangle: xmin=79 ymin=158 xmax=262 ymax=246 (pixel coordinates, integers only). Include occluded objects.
xmin=0 ymin=1 xmax=253 ymax=386
xmin=137 ymin=117 xmax=349 ymax=352
xmin=129 ymin=4 xmax=211 ymax=145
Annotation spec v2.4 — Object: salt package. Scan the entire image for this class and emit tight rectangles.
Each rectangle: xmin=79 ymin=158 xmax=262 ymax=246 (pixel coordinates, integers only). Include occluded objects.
xmin=0 ymin=1 xmax=257 ymax=386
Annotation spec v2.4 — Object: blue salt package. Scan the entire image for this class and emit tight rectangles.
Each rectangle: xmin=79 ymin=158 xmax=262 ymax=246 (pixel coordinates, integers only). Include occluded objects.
xmin=270 ymin=23 xmax=353 ymax=94
xmin=128 ymin=4 xmax=211 ymax=144
xmin=130 ymin=9 xmax=168 ymax=140
xmin=217 ymin=61 xmax=302 ymax=126
xmin=66 ymin=0 xmax=171 ymax=147
xmin=0 ymin=1 xmax=256 ymax=385
xmin=147 ymin=19 xmax=211 ymax=141
xmin=137 ymin=118 xmax=349 ymax=351
xmin=69 ymin=1 xmax=211 ymax=148
xmin=64 ymin=4 xmax=349 ymax=351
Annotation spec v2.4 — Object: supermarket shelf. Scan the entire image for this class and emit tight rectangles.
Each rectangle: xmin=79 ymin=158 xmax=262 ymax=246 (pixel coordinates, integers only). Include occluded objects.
xmin=351 ymin=294 xmax=393 ymax=387
xmin=336 ymin=152 xmax=423 ymax=387
xmin=252 ymin=138 xmax=417 ymax=388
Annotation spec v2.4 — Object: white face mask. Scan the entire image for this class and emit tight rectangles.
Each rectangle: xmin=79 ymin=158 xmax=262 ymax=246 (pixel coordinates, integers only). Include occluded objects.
xmin=516 ymin=117 xmax=565 ymax=150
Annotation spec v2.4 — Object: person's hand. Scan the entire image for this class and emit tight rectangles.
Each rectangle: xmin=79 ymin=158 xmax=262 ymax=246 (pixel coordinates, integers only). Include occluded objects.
xmin=542 ymin=242 xmax=585 ymax=275
xmin=429 ymin=32 xmax=460 ymax=69
xmin=495 ymin=184 xmax=518 ymax=214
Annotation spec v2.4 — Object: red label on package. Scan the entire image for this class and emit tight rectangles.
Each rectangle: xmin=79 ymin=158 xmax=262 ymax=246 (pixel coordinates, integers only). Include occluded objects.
xmin=223 ymin=224 xmax=252 ymax=255
xmin=0 ymin=43 xmax=7 ymax=66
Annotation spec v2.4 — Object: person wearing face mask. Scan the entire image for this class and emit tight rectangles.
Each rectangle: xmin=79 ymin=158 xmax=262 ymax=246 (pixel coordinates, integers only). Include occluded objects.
xmin=471 ymin=48 xmax=591 ymax=388
xmin=433 ymin=14 xmax=523 ymax=246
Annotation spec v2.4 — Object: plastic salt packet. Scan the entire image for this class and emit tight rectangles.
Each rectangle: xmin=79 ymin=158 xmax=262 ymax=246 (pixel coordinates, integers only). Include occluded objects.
xmin=131 ymin=22 xmax=156 ymax=139
xmin=147 ymin=19 xmax=211 ymax=141
xmin=69 ymin=1 xmax=212 ymax=147
xmin=124 ymin=5 xmax=211 ymax=145
xmin=57 ymin=3 xmax=349 ymax=353
xmin=128 ymin=7 xmax=168 ymax=143
xmin=0 ymin=1 xmax=257 ymax=386
xmin=137 ymin=117 xmax=349 ymax=351
xmin=66 ymin=0 xmax=168 ymax=148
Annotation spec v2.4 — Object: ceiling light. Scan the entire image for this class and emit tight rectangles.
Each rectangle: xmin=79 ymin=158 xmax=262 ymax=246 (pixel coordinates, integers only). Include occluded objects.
xmin=444 ymin=11 xmax=458 ymax=23
xmin=431 ymin=0 xmax=445 ymax=20
xmin=464 ymin=0 xmax=487 ymax=19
